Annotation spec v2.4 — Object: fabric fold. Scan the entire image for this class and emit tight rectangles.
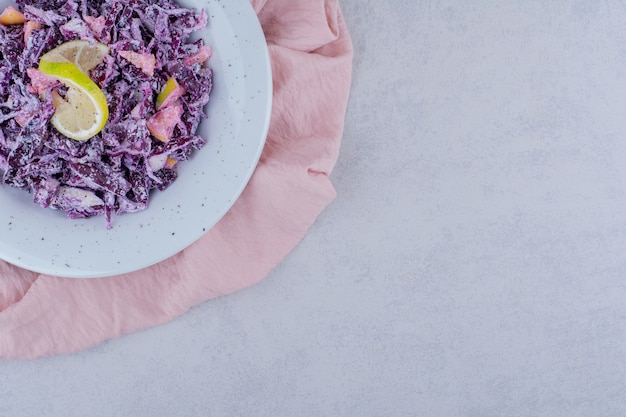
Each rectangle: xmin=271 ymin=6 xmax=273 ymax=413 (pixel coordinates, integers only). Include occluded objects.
xmin=0 ymin=0 xmax=352 ymax=360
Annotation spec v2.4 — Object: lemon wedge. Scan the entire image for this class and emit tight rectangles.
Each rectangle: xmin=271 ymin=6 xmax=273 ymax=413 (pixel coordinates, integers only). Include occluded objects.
xmin=38 ymin=40 xmax=109 ymax=141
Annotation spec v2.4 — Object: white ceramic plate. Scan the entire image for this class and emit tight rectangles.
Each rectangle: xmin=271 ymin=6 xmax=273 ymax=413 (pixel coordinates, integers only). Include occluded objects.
xmin=0 ymin=0 xmax=272 ymax=278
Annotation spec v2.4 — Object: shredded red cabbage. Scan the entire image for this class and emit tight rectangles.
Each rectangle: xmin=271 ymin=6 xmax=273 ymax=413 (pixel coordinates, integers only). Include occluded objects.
xmin=0 ymin=0 xmax=212 ymax=228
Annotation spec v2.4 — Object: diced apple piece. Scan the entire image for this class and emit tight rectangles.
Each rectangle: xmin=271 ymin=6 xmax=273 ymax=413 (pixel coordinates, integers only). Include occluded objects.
xmin=84 ymin=15 xmax=105 ymax=36
xmin=26 ymin=68 xmax=58 ymax=95
xmin=146 ymin=103 xmax=183 ymax=142
xmin=0 ymin=6 xmax=26 ymax=25
xmin=24 ymin=20 xmax=41 ymax=42
xmin=156 ymin=77 xmax=186 ymax=110
xmin=165 ymin=157 xmax=177 ymax=168
xmin=118 ymin=50 xmax=156 ymax=77
xmin=183 ymin=45 xmax=212 ymax=66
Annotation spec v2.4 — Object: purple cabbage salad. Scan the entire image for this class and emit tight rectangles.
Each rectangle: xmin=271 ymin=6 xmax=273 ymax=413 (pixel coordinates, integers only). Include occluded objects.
xmin=0 ymin=0 xmax=213 ymax=228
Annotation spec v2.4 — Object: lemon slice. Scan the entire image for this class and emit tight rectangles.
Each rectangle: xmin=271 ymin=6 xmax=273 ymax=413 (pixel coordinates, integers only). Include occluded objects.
xmin=38 ymin=41 xmax=109 ymax=141
xmin=40 ymin=40 xmax=109 ymax=72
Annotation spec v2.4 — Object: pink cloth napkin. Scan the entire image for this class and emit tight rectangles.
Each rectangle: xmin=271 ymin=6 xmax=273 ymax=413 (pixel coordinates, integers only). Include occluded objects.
xmin=0 ymin=0 xmax=352 ymax=360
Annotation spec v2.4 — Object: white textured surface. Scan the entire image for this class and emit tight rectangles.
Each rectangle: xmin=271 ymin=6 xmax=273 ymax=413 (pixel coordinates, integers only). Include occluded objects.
xmin=4 ymin=0 xmax=626 ymax=415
